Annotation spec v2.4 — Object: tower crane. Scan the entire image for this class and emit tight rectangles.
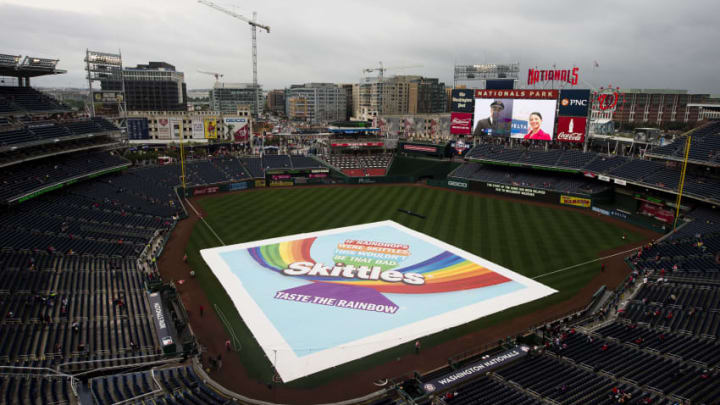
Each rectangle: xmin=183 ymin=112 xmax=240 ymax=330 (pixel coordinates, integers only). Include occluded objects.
xmin=197 ymin=0 xmax=270 ymax=117
xmin=197 ymin=70 xmax=224 ymax=84
xmin=362 ymin=62 xmax=424 ymax=82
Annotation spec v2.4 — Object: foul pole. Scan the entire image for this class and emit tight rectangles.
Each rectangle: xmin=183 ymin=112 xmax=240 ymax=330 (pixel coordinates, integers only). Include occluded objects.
xmin=672 ymin=135 xmax=691 ymax=231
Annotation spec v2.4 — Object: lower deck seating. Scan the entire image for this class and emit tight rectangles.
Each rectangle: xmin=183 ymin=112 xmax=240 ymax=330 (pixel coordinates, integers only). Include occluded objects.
xmin=91 ymin=365 xmax=231 ymax=405
xmin=0 ymin=375 xmax=76 ymax=405
xmin=0 ymin=252 xmax=161 ymax=372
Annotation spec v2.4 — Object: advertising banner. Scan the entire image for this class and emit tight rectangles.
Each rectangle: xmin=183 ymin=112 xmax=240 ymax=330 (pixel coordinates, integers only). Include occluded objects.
xmin=598 ymin=175 xmax=611 ymax=182
xmin=169 ymin=117 xmax=182 ymax=139
xmin=560 ymin=195 xmax=591 ymax=208
xmin=423 ymin=345 xmax=530 ymax=393
xmin=127 ymin=118 xmax=149 ymax=140
xmin=148 ymin=292 xmax=174 ymax=349
xmin=447 ymin=180 xmax=469 ymax=189
xmin=558 ymin=89 xmax=591 ymax=116
xmin=403 ymin=144 xmax=437 ymax=153
xmin=403 ymin=117 xmax=414 ymax=136
xmin=93 ymin=103 xmax=120 ymax=116
xmin=614 ymin=179 xmax=627 ymax=186
xmin=450 ymin=112 xmax=473 ymax=135
xmin=439 ymin=115 xmax=451 ymax=135
xmin=200 ymin=221 xmax=555 ymax=382
xmin=639 ymin=202 xmax=674 ymax=223
xmin=473 ymin=90 xmax=558 ymax=140
xmin=229 ymin=182 xmax=249 ymax=191
xmin=223 ymin=117 xmax=249 ymax=140
xmin=414 ymin=118 xmax=425 ymax=135
xmin=592 ymin=206 xmax=630 ymax=220
xmin=331 ymin=142 xmax=384 ymax=148
xmin=270 ymin=180 xmax=294 ymax=187
xmin=93 ymin=91 xmax=124 ymax=103
xmin=204 ymin=118 xmax=218 ymax=139
xmin=556 ymin=116 xmax=587 ymax=143
xmin=157 ymin=117 xmax=171 ymax=139
xmin=451 ymin=89 xmax=475 ymax=113
xmin=193 ymin=186 xmax=220 ymax=196
xmin=191 ymin=119 xmax=205 ymax=139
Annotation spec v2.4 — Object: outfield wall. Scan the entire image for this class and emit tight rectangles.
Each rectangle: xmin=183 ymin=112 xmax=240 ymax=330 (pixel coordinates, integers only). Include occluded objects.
xmin=432 ymin=178 xmax=594 ymax=209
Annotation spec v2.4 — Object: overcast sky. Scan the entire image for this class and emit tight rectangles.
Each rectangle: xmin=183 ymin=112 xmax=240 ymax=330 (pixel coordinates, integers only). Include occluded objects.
xmin=3 ymin=0 xmax=720 ymax=93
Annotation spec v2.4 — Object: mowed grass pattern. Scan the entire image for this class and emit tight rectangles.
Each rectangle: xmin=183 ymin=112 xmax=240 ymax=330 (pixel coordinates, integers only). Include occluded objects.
xmin=185 ymin=185 xmax=645 ymax=386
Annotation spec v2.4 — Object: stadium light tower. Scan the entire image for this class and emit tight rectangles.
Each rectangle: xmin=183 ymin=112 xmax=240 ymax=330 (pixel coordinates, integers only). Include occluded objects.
xmin=198 ymin=0 xmax=270 ymax=117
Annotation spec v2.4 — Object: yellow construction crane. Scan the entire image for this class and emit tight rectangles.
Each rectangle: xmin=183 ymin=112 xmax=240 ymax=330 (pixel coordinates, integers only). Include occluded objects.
xmin=197 ymin=0 xmax=270 ymax=117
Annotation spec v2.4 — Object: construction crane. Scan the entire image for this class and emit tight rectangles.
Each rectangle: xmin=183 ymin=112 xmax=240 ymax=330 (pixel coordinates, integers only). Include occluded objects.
xmin=362 ymin=62 xmax=423 ymax=82
xmin=197 ymin=70 xmax=224 ymax=84
xmin=362 ymin=62 xmax=423 ymax=115
xmin=197 ymin=0 xmax=270 ymax=117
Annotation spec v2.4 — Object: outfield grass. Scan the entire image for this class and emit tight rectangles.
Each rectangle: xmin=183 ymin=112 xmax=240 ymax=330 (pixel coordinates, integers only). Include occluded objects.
xmin=185 ymin=185 xmax=646 ymax=387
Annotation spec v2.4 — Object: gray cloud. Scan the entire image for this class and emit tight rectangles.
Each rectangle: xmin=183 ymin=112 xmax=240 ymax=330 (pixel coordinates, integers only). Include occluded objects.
xmin=2 ymin=0 xmax=719 ymax=94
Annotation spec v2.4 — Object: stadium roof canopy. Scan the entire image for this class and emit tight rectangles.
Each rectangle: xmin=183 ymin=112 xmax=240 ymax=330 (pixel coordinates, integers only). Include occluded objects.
xmin=0 ymin=54 xmax=66 ymax=78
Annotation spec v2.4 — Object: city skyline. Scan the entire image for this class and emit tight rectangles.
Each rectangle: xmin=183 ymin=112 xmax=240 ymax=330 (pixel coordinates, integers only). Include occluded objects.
xmin=2 ymin=0 xmax=719 ymax=94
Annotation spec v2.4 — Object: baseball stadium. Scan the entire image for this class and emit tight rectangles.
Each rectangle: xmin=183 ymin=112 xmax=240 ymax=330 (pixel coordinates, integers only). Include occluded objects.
xmin=1 ymin=51 xmax=720 ymax=405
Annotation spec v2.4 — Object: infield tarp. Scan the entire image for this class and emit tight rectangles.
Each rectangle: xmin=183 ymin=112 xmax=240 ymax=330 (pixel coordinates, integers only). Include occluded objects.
xmin=201 ymin=221 xmax=556 ymax=382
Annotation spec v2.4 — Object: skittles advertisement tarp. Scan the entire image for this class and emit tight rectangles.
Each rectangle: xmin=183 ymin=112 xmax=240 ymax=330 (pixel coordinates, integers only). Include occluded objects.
xmin=201 ymin=221 xmax=556 ymax=382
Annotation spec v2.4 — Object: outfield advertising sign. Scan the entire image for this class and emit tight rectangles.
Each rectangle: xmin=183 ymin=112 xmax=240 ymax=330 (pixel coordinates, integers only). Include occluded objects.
xmin=229 ymin=182 xmax=249 ymax=191
xmin=201 ymin=221 xmax=556 ymax=382
xmin=193 ymin=186 xmax=220 ymax=196
xmin=560 ymin=195 xmax=591 ymax=208
xmin=447 ymin=180 xmax=469 ymax=189
xmin=403 ymin=144 xmax=438 ymax=153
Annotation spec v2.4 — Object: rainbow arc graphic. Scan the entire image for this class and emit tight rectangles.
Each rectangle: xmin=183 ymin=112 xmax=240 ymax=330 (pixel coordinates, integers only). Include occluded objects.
xmin=248 ymin=237 xmax=511 ymax=294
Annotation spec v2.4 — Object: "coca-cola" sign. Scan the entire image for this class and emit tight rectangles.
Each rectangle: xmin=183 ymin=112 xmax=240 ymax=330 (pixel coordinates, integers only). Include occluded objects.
xmin=556 ymin=116 xmax=586 ymax=143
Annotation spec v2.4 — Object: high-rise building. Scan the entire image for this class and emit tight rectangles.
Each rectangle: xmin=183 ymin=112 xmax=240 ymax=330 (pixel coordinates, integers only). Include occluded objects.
xmin=340 ymin=84 xmax=354 ymax=120
xmin=209 ymin=83 xmax=263 ymax=116
xmin=266 ymin=89 xmax=286 ymax=116
xmin=285 ymin=83 xmax=347 ymax=123
xmin=409 ymin=77 xmax=447 ymax=114
xmin=101 ymin=61 xmax=187 ymax=112
xmin=357 ymin=75 xmax=447 ymax=117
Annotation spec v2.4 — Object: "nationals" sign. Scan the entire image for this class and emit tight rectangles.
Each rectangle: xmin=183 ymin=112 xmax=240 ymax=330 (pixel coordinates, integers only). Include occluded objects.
xmin=527 ymin=67 xmax=579 ymax=86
